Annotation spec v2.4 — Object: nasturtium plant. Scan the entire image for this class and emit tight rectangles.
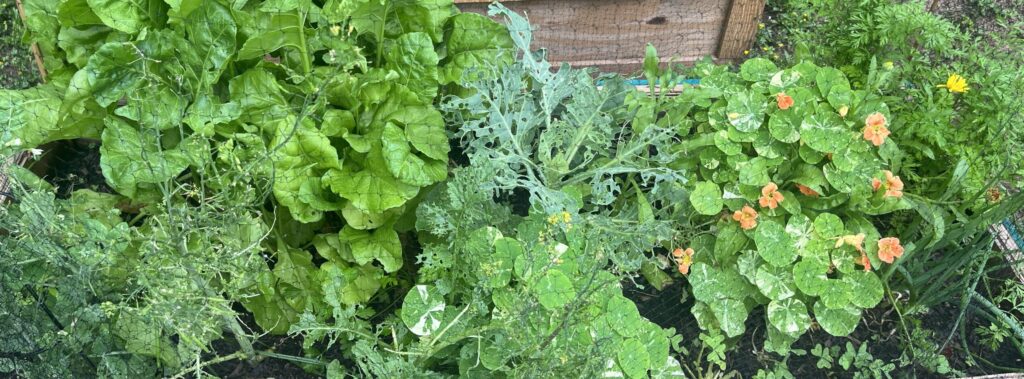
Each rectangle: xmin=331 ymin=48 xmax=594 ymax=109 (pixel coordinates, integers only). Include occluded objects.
xmin=3 ymin=0 xmax=513 ymax=337
xmin=648 ymin=55 xmax=913 ymax=353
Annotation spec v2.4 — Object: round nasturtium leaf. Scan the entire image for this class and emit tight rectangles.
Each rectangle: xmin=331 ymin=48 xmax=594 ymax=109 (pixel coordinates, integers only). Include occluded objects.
xmin=753 ymin=220 xmax=797 ymax=266
xmin=617 ymin=338 xmax=652 ymax=379
xmin=755 ymin=265 xmax=796 ymax=300
xmin=534 ymin=269 xmax=575 ymax=310
xmin=812 ymin=213 xmax=845 ymax=239
xmin=739 ymin=157 xmax=771 ymax=186
xmin=726 ymin=91 xmax=768 ymax=132
xmin=819 ymin=278 xmax=853 ymax=309
xmin=768 ymin=111 xmax=801 ymax=143
xmin=793 ymin=258 xmax=829 ymax=296
xmin=845 ymin=271 xmax=884 ymax=309
xmin=814 ymin=301 xmax=862 ymax=336
xmin=767 ymin=298 xmax=811 ymax=337
xmin=740 ymin=58 xmax=780 ymax=82
xmin=709 ymin=298 xmax=748 ymax=338
xmin=401 ymin=285 xmax=446 ymax=336
xmin=690 ymin=181 xmax=724 ymax=215
xmin=800 ymin=112 xmax=850 ymax=153
xmin=714 ymin=130 xmax=743 ymax=155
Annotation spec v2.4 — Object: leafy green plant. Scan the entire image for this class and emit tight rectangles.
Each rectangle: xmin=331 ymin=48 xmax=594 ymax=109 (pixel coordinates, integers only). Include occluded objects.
xmin=2 ymin=0 xmax=513 ymax=337
xmin=631 ymin=52 xmax=916 ymax=357
xmin=811 ymin=342 xmax=895 ymax=378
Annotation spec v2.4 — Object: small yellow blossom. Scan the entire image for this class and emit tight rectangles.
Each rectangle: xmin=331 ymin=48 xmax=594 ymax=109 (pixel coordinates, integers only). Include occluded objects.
xmin=330 ymin=25 xmax=341 ymax=36
xmin=759 ymin=23 xmax=765 ymax=29
xmin=548 ymin=211 xmax=571 ymax=225
xmin=744 ymin=50 xmax=750 ymax=55
xmin=938 ymin=74 xmax=968 ymax=93
xmin=883 ymin=61 xmax=894 ymax=70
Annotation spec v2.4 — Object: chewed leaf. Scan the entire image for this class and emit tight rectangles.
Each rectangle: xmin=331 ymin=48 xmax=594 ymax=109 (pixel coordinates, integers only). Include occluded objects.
xmin=690 ymin=181 xmax=724 ymax=215
xmin=401 ymin=285 xmax=446 ymax=336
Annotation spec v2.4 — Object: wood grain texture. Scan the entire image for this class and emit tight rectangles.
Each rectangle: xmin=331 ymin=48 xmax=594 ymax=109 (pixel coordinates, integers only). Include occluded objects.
xmin=716 ymin=0 xmax=766 ymax=59
xmin=457 ymin=0 xmax=732 ymax=73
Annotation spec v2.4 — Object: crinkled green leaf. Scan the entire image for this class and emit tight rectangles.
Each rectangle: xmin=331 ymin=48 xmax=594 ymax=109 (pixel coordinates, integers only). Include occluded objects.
xmin=99 ymin=117 xmax=191 ymax=199
xmin=381 ymin=123 xmax=448 ymax=186
xmin=339 ymin=225 xmax=403 ymax=272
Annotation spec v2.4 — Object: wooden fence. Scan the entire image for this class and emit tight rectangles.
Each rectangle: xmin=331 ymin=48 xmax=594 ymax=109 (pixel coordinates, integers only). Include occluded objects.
xmin=456 ymin=0 xmax=766 ymax=72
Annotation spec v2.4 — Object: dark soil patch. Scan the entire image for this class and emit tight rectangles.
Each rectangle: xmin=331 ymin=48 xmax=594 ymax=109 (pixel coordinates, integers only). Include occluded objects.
xmin=30 ymin=139 xmax=114 ymax=198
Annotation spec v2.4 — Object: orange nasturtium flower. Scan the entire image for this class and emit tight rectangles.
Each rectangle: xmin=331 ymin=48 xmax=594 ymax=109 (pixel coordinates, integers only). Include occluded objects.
xmin=672 ymin=248 xmax=695 ymax=275
xmin=858 ymin=251 xmax=872 ymax=272
xmin=835 ymin=233 xmax=866 ymax=253
xmin=776 ymin=92 xmax=794 ymax=110
xmin=732 ymin=205 xmax=759 ymax=230
xmin=877 ymin=237 xmax=904 ymax=263
xmin=877 ymin=170 xmax=904 ymax=198
xmin=758 ymin=182 xmax=785 ymax=209
xmin=795 ymin=184 xmax=819 ymax=197
xmin=938 ymin=74 xmax=969 ymax=93
xmin=862 ymin=112 xmax=890 ymax=146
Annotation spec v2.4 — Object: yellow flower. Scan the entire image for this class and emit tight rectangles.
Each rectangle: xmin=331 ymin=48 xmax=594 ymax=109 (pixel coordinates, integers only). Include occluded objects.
xmin=883 ymin=61 xmax=894 ymax=70
xmin=330 ymin=25 xmax=341 ymax=36
xmin=938 ymin=74 xmax=969 ymax=93
xmin=759 ymin=23 xmax=765 ymax=29
xmin=744 ymin=50 xmax=750 ymax=55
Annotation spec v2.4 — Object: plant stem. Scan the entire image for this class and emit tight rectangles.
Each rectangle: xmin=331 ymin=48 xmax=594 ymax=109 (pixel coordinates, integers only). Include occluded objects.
xmin=170 ymin=351 xmax=247 ymax=379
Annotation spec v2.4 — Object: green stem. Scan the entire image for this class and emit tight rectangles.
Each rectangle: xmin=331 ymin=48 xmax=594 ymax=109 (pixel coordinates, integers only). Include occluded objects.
xmin=297 ymin=8 xmax=311 ymax=75
xmin=169 ymin=351 xmax=247 ymax=379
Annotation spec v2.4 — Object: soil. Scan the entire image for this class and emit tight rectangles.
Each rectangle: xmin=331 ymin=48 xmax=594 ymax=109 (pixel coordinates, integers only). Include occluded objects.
xmin=30 ymin=139 xmax=115 ymax=198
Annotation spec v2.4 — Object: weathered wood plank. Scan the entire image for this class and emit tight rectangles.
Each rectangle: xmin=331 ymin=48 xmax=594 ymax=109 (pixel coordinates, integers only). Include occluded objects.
xmin=457 ymin=0 xmax=731 ymax=73
xmin=716 ymin=0 xmax=765 ymax=59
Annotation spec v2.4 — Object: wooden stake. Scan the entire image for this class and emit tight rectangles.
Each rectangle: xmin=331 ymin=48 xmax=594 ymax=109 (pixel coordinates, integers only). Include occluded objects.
xmin=14 ymin=0 xmax=48 ymax=83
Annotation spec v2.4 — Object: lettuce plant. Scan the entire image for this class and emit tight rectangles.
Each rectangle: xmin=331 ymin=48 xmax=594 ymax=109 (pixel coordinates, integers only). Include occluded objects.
xmin=1 ymin=0 xmax=513 ymax=337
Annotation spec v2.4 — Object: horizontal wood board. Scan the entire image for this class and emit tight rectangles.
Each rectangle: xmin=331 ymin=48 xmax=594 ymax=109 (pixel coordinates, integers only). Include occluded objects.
xmin=457 ymin=0 xmax=733 ymax=73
